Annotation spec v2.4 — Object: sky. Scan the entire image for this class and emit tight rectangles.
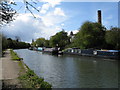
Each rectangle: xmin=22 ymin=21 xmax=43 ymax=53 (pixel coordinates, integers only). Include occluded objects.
xmin=2 ymin=0 xmax=119 ymax=43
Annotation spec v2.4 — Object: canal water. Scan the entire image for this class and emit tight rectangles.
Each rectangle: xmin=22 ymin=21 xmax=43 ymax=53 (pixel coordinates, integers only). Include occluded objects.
xmin=14 ymin=49 xmax=118 ymax=88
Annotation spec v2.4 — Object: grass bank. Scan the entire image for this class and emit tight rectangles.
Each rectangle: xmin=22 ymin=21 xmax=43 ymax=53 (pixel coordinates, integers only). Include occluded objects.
xmin=10 ymin=49 xmax=52 ymax=89
xmin=10 ymin=49 xmax=21 ymax=60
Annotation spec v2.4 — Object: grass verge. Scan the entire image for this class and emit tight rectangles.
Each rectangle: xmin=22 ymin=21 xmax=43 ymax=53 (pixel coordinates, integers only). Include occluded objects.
xmin=10 ymin=49 xmax=21 ymax=60
xmin=18 ymin=69 xmax=52 ymax=88
xmin=10 ymin=49 xmax=52 ymax=89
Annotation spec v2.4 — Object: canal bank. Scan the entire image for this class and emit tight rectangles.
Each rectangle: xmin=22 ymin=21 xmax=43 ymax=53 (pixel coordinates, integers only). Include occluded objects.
xmin=2 ymin=49 xmax=52 ymax=89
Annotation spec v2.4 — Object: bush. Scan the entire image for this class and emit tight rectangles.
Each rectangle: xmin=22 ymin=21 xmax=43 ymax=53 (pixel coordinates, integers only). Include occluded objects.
xmin=19 ymin=69 xmax=52 ymax=88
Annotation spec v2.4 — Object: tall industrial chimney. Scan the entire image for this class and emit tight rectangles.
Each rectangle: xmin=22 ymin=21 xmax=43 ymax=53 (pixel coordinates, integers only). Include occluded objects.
xmin=98 ymin=10 xmax=102 ymax=24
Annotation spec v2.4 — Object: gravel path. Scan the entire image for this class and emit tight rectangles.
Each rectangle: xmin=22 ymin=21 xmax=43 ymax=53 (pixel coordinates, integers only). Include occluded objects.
xmin=1 ymin=49 xmax=22 ymax=88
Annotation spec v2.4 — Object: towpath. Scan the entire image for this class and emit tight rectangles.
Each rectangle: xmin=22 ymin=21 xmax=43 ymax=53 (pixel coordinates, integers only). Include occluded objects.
xmin=1 ymin=49 xmax=22 ymax=88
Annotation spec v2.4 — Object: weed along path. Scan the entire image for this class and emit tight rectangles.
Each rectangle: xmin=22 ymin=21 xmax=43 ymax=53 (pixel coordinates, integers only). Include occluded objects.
xmin=2 ymin=49 xmax=22 ymax=88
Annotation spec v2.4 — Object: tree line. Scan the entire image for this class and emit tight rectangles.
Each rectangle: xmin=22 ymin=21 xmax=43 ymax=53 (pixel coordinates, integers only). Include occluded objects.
xmin=32 ymin=21 xmax=120 ymax=50
xmin=1 ymin=35 xmax=30 ymax=50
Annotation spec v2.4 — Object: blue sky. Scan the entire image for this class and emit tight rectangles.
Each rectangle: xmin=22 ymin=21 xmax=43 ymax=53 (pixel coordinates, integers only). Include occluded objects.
xmin=3 ymin=1 xmax=119 ymax=42
xmin=60 ymin=2 xmax=118 ymax=30
xmin=13 ymin=2 xmax=118 ymax=29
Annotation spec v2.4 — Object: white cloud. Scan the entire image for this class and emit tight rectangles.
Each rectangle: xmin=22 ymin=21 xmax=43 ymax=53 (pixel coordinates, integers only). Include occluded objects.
xmin=61 ymin=23 xmax=64 ymax=26
xmin=37 ymin=6 xmax=41 ymax=10
xmin=41 ymin=0 xmax=63 ymax=7
xmin=67 ymin=30 xmax=79 ymax=35
xmin=40 ymin=3 xmax=50 ymax=14
xmin=54 ymin=8 xmax=65 ymax=16
xmin=2 ymin=12 xmax=67 ymax=42
xmin=39 ymin=0 xmax=64 ymax=15
xmin=41 ymin=8 xmax=66 ymax=27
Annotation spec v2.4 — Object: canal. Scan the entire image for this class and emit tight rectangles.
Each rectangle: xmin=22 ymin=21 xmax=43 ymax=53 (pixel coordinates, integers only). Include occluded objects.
xmin=14 ymin=49 xmax=118 ymax=88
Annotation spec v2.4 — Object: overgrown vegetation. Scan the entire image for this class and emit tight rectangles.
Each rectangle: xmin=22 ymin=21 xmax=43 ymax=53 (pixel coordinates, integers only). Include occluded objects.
xmin=105 ymin=27 xmax=120 ymax=50
xmin=1 ymin=34 xmax=30 ymax=50
xmin=18 ymin=69 xmax=52 ymax=88
xmin=49 ymin=30 xmax=70 ymax=49
xmin=72 ymin=21 xmax=106 ymax=49
xmin=10 ymin=49 xmax=21 ymax=60
xmin=10 ymin=49 xmax=52 ymax=88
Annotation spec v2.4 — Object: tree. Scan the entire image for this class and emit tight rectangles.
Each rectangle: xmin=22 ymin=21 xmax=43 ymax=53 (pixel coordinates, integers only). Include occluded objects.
xmin=0 ymin=0 xmax=40 ymax=26
xmin=73 ymin=21 xmax=106 ymax=49
xmin=1 ymin=35 xmax=30 ymax=49
xmin=105 ymin=27 xmax=120 ymax=49
xmin=1 ymin=34 xmax=8 ymax=50
xmin=35 ymin=38 xmax=46 ymax=47
xmin=44 ymin=40 xmax=49 ymax=47
xmin=31 ymin=38 xmax=50 ymax=47
xmin=15 ymin=36 xmax=20 ymax=42
xmin=0 ymin=1 xmax=16 ymax=26
xmin=7 ymin=38 xmax=14 ymax=48
xmin=49 ymin=30 xmax=70 ymax=49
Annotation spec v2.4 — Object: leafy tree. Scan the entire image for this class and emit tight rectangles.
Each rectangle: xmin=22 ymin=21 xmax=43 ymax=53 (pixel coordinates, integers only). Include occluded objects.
xmin=1 ymin=35 xmax=30 ymax=50
xmin=105 ymin=27 xmax=120 ymax=49
xmin=35 ymin=38 xmax=46 ymax=47
xmin=31 ymin=38 xmax=50 ymax=47
xmin=0 ymin=0 xmax=40 ymax=26
xmin=49 ymin=30 xmax=70 ymax=49
xmin=44 ymin=40 xmax=50 ymax=47
xmin=0 ymin=1 xmax=16 ymax=26
xmin=73 ymin=21 xmax=106 ymax=49
xmin=7 ymin=38 xmax=14 ymax=48
xmin=1 ymin=34 xmax=8 ymax=50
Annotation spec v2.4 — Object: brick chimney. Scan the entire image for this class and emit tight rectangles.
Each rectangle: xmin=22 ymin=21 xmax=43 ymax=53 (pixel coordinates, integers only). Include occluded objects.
xmin=98 ymin=10 xmax=102 ymax=24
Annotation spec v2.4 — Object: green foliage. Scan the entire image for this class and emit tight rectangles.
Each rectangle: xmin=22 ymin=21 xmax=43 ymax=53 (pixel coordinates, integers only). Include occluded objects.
xmin=31 ymin=38 xmax=50 ymax=47
xmin=2 ymin=35 xmax=8 ymax=50
xmin=73 ymin=21 xmax=106 ymax=49
xmin=19 ymin=69 xmax=52 ymax=88
xmin=105 ymin=27 xmax=120 ymax=49
xmin=49 ymin=30 xmax=70 ymax=48
xmin=36 ymin=38 xmax=45 ymax=47
xmin=0 ymin=1 xmax=16 ymax=26
xmin=10 ymin=49 xmax=21 ymax=60
xmin=2 ymin=35 xmax=30 ymax=50
xmin=44 ymin=40 xmax=50 ymax=47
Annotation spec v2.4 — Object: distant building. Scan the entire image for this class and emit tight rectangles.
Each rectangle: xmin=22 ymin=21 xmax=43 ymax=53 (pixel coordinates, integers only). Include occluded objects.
xmin=69 ymin=31 xmax=76 ymax=42
xmin=32 ymin=39 xmax=34 ymax=43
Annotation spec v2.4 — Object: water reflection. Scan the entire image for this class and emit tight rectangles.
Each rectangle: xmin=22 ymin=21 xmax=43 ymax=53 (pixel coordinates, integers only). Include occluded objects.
xmin=14 ymin=49 xmax=118 ymax=88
